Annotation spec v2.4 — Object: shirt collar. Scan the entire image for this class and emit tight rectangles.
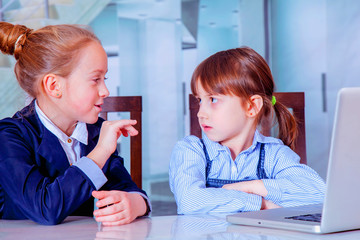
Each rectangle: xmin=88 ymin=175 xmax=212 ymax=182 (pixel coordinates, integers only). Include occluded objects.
xmin=247 ymin=129 xmax=282 ymax=151
xmin=35 ymin=100 xmax=88 ymax=145
xmin=202 ymin=129 xmax=282 ymax=161
xmin=202 ymin=134 xmax=227 ymax=160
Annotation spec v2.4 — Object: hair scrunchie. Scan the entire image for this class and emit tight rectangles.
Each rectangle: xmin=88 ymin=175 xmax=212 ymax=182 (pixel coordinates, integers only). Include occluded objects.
xmin=271 ymin=95 xmax=276 ymax=106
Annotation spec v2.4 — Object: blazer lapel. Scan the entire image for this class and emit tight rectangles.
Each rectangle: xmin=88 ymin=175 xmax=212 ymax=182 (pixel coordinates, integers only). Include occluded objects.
xmin=37 ymin=129 xmax=69 ymax=175
xmin=80 ymin=123 xmax=100 ymax=157
xmin=24 ymin=102 xmax=70 ymax=175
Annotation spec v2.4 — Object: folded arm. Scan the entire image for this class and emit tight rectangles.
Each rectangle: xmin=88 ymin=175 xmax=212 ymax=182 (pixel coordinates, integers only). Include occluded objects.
xmin=169 ymin=138 xmax=263 ymax=214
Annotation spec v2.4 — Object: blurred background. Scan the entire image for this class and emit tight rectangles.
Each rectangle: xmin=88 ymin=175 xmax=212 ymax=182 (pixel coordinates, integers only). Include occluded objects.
xmin=0 ymin=0 xmax=359 ymax=215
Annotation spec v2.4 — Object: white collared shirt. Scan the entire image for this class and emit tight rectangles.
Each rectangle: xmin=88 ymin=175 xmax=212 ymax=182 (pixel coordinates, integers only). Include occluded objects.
xmin=35 ymin=101 xmax=88 ymax=165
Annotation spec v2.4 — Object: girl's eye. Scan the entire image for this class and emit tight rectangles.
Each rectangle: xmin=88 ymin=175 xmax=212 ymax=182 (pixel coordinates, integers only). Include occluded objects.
xmin=211 ymin=97 xmax=218 ymax=103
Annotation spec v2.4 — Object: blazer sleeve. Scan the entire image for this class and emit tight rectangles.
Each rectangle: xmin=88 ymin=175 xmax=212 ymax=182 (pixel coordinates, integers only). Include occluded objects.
xmin=0 ymin=122 xmax=96 ymax=225
xmin=101 ymin=152 xmax=147 ymax=196
xmin=100 ymin=152 xmax=151 ymax=216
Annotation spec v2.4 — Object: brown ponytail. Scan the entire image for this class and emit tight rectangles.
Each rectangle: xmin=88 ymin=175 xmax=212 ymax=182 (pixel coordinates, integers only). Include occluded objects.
xmin=272 ymin=101 xmax=298 ymax=150
xmin=0 ymin=22 xmax=100 ymax=98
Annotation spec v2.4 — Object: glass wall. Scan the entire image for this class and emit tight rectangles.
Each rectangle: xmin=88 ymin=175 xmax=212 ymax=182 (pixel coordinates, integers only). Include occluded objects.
xmin=270 ymin=0 xmax=360 ymax=178
xmin=270 ymin=0 xmax=330 ymax=177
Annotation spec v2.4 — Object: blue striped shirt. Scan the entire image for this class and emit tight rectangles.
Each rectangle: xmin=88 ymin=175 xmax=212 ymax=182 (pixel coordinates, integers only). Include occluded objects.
xmin=169 ymin=130 xmax=326 ymax=214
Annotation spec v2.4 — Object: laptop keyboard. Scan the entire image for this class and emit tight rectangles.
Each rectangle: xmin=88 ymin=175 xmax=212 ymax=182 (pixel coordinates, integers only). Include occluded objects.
xmin=285 ymin=213 xmax=322 ymax=223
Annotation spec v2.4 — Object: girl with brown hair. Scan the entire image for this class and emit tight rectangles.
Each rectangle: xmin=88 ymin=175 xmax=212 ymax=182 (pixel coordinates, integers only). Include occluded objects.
xmin=169 ymin=47 xmax=325 ymax=214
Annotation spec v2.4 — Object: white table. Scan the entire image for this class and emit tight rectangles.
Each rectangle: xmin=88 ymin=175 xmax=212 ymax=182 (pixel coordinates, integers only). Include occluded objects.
xmin=0 ymin=214 xmax=359 ymax=239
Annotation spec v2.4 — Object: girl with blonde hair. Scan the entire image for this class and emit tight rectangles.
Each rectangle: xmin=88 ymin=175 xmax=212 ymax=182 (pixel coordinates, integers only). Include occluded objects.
xmin=0 ymin=22 xmax=150 ymax=225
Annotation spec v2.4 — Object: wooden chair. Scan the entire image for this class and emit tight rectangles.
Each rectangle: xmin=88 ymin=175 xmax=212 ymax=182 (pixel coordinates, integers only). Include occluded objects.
xmin=99 ymin=96 xmax=143 ymax=188
xmin=189 ymin=92 xmax=307 ymax=164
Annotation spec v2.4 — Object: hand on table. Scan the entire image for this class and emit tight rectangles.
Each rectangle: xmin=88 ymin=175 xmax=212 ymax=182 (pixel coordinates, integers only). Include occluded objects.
xmin=93 ymin=190 xmax=147 ymax=226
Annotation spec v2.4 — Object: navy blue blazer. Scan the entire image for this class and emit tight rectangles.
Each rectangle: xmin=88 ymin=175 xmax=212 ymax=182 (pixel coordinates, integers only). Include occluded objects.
xmin=0 ymin=101 xmax=147 ymax=225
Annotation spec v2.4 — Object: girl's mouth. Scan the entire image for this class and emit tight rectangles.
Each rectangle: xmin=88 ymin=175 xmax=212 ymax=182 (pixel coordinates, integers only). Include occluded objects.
xmin=201 ymin=124 xmax=212 ymax=131
xmin=95 ymin=104 xmax=102 ymax=111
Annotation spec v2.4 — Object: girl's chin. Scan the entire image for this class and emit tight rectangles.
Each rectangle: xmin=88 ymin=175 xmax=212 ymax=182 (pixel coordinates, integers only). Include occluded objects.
xmin=85 ymin=116 xmax=99 ymax=124
xmin=204 ymin=133 xmax=221 ymax=142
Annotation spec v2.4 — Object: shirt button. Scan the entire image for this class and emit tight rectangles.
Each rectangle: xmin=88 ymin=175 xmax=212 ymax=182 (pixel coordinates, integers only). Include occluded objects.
xmin=231 ymin=166 xmax=237 ymax=173
xmin=67 ymin=139 xmax=72 ymax=143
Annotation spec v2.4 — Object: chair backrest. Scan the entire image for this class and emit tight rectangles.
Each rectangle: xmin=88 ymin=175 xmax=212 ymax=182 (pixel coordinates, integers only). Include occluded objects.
xmin=99 ymin=96 xmax=143 ymax=188
xmin=189 ymin=92 xmax=307 ymax=164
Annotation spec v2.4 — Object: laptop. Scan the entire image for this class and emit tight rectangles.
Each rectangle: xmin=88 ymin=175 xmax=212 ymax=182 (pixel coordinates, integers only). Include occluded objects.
xmin=227 ymin=88 xmax=360 ymax=234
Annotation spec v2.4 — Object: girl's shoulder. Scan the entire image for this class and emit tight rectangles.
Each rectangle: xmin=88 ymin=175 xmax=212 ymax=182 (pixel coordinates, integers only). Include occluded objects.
xmin=172 ymin=135 xmax=215 ymax=162
xmin=255 ymin=131 xmax=300 ymax=162
xmin=170 ymin=135 xmax=208 ymax=168
xmin=0 ymin=102 xmax=37 ymax=132
xmin=255 ymin=130 xmax=283 ymax=145
xmin=262 ymin=139 xmax=300 ymax=164
xmin=174 ymin=135 xmax=204 ymax=152
xmin=172 ymin=134 xmax=226 ymax=162
xmin=175 ymin=134 xmax=223 ymax=151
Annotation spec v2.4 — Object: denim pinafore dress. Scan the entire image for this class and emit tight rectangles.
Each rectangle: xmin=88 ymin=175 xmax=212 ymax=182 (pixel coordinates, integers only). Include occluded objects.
xmin=200 ymin=139 xmax=268 ymax=188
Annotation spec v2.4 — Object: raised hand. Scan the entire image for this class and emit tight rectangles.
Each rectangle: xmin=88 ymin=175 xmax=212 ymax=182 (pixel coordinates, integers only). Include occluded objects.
xmin=87 ymin=119 xmax=138 ymax=168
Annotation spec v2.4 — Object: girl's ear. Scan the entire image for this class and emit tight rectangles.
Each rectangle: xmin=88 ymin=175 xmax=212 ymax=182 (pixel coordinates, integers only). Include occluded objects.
xmin=42 ymin=74 xmax=62 ymax=98
xmin=246 ymin=95 xmax=263 ymax=117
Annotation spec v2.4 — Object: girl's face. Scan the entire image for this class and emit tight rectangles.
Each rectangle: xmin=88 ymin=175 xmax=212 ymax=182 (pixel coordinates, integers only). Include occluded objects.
xmin=59 ymin=41 xmax=109 ymax=126
xmin=196 ymin=81 xmax=254 ymax=148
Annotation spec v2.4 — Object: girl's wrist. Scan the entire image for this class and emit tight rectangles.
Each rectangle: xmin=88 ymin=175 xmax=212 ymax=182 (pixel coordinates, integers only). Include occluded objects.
xmin=87 ymin=147 xmax=110 ymax=169
xmin=133 ymin=193 xmax=147 ymax=217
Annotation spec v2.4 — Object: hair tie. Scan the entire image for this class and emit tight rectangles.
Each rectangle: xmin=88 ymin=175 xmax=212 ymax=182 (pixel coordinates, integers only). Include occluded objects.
xmin=271 ymin=96 xmax=276 ymax=106
xmin=15 ymin=34 xmax=25 ymax=47
xmin=14 ymin=29 xmax=32 ymax=60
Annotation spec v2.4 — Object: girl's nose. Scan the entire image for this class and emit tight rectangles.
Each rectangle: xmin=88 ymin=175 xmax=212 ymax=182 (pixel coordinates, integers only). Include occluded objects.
xmin=99 ymin=82 xmax=110 ymax=98
xmin=197 ymin=105 xmax=208 ymax=119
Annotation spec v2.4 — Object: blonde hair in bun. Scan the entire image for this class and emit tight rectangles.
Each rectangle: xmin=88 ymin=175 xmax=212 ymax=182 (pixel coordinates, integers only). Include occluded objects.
xmin=0 ymin=22 xmax=100 ymax=98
